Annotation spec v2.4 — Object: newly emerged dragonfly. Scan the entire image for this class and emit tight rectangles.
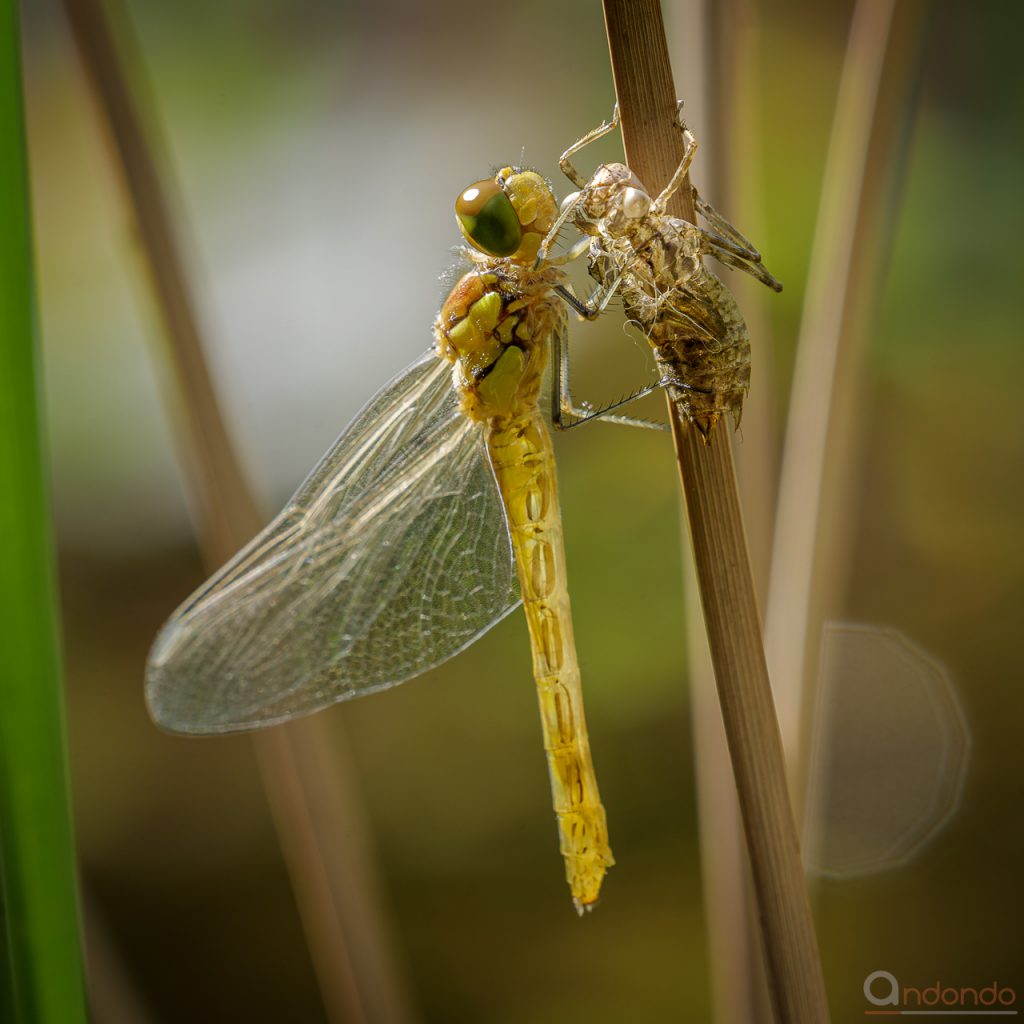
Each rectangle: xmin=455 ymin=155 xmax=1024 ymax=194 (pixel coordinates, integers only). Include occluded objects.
xmin=146 ymin=166 xmax=616 ymax=911
xmin=539 ymin=104 xmax=782 ymax=440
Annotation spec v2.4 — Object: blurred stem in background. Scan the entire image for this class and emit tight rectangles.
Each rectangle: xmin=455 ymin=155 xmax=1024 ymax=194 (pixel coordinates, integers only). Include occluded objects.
xmin=0 ymin=1 xmax=89 ymax=1021
xmin=61 ymin=0 xmax=417 ymax=1020
xmin=764 ymin=0 xmax=929 ymax=814
xmin=678 ymin=1 xmax=929 ymax=1019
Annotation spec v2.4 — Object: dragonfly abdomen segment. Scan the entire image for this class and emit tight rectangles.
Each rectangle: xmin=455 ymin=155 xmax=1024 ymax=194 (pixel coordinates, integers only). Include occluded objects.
xmin=487 ymin=412 xmax=613 ymax=912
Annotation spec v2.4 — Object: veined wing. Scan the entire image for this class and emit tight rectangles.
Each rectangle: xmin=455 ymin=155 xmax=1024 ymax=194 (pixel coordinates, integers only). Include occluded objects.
xmin=146 ymin=349 xmax=520 ymax=735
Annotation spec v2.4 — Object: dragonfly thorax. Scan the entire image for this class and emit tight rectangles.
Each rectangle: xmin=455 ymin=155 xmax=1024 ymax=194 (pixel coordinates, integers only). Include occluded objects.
xmin=435 ymin=261 xmax=565 ymax=424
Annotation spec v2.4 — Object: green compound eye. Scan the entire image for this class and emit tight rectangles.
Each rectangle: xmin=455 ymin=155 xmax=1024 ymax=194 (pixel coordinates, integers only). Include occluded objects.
xmin=456 ymin=178 xmax=522 ymax=257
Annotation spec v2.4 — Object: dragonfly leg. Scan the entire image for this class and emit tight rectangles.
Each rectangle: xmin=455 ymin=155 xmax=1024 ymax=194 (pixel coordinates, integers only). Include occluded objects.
xmin=535 ymin=200 xmax=593 ymax=270
xmin=696 ymin=224 xmax=765 ymax=264
xmin=543 ymin=235 xmax=592 ymax=269
xmin=691 ymin=187 xmax=764 ymax=262
xmin=569 ymin=371 xmax=746 ymax=433
xmin=704 ymin=241 xmax=783 ymax=292
xmin=536 ymin=108 xmax=621 ymax=268
xmin=554 ymin=265 xmax=623 ymax=320
xmin=558 ymin=103 xmax=620 ymax=188
xmin=651 ymin=115 xmax=699 ymax=216
xmin=555 ymin=284 xmax=599 ymax=320
xmin=551 ymin=325 xmax=669 ymax=433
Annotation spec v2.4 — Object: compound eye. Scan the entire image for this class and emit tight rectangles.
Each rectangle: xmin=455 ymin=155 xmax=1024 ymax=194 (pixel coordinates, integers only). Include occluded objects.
xmin=456 ymin=179 xmax=522 ymax=256
xmin=622 ymin=186 xmax=651 ymax=219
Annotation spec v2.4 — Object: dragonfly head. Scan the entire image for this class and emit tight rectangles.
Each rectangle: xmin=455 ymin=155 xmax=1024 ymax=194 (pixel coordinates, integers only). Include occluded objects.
xmin=562 ymin=163 xmax=651 ymax=239
xmin=456 ymin=167 xmax=558 ymax=263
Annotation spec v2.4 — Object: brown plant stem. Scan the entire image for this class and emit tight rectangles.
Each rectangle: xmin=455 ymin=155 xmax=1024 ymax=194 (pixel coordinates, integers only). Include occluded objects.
xmin=62 ymin=1 xmax=416 ymax=1021
xmin=669 ymin=3 xmax=777 ymax=1020
xmin=601 ymin=2 xmax=830 ymax=1020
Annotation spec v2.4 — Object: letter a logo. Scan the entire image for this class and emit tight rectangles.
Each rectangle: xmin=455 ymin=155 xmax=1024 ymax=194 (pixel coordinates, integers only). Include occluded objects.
xmin=865 ymin=970 xmax=899 ymax=1007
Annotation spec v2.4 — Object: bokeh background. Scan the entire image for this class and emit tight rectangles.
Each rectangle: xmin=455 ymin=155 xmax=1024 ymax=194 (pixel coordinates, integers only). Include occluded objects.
xmin=19 ymin=0 xmax=1024 ymax=1020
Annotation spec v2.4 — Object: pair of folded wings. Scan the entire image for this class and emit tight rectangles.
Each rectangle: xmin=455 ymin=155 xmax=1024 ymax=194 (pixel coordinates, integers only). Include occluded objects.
xmin=145 ymin=350 xmax=521 ymax=735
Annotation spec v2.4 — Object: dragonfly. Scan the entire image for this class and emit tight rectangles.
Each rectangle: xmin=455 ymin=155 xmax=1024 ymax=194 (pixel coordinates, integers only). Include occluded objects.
xmin=145 ymin=165 xmax=617 ymax=912
xmin=538 ymin=104 xmax=783 ymax=440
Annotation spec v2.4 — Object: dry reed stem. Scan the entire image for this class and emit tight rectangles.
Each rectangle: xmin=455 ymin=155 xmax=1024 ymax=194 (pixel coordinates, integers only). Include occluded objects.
xmin=669 ymin=2 xmax=778 ymax=1020
xmin=764 ymin=0 xmax=928 ymax=811
xmin=602 ymin=1 xmax=829 ymax=1020
xmin=63 ymin=2 xmax=416 ymax=1020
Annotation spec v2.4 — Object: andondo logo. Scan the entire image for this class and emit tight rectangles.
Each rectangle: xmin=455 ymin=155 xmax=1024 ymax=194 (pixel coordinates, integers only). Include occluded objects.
xmin=864 ymin=970 xmax=1018 ymax=1016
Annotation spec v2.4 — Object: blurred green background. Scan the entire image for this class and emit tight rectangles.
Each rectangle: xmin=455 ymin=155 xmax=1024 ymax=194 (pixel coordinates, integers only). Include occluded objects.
xmin=18 ymin=0 xmax=1024 ymax=1020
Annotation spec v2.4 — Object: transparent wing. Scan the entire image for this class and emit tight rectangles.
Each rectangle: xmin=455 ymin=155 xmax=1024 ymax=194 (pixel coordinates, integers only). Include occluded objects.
xmin=146 ymin=350 xmax=520 ymax=735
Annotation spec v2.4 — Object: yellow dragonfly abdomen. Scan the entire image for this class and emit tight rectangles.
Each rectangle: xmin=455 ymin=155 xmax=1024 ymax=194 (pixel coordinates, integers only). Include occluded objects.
xmin=436 ymin=169 xmax=613 ymax=909
xmin=488 ymin=414 xmax=614 ymax=910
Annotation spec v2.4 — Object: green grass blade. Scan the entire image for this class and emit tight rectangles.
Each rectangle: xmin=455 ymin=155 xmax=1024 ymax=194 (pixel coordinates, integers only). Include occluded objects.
xmin=0 ymin=2 xmax=89 ymax=1020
